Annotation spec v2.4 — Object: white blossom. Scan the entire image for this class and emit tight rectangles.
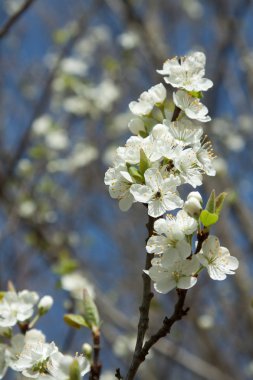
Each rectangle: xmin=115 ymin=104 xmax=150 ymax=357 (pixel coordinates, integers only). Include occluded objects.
xmin=7 ymin=330 xmax=46 ymax=371
xmin=48 ymin=352 xmax=90 ymax=380
xmin=174 ymin=148 xmax=203 ymax=187
xmin=146 ymin=211 xmax=197 ymax=255
xmin=14 ymin=340 xmax=58 ymax=378
xmin=146 ymin=255 xmax=200 ymax=293
xmin=130 ymin=168 xmax=183 ymax=218
xmin=129 ymin=83 xmax=166 ymax=116
xmin=0 ymin=291 xmax=39 ymax=327
xmin=196 ymin=236 xmax=239 ymax=280
xmin=157 ymin=52 xmax=213 ymax=92
xmin=165 ymin=120 xmax=203 ymax=147
xmin=45 ymin=130 xmax=69 ymax=150
xmin=104 ymin=163 xmax=135 ymax=211
xmin=175 ymin=210 xmax=198 ymax=235
xmin=194 ymin=141 xmax=216 ymax=176
xmin=173 ymin=90 xmax=211 ymax=122
xmin=61 ymin=271 xmax=95 ymax=300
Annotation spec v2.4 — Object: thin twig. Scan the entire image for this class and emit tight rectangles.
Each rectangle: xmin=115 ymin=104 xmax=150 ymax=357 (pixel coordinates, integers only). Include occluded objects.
xmin=89 ymin=328 xmax=102 ymax=380
xmin=125 ymin=215 xmax=155 ymax=380
xmin=115 ymin=368 xmax=123 ymax=379
xmin=0 ymin=0 xmax=36 ymax=39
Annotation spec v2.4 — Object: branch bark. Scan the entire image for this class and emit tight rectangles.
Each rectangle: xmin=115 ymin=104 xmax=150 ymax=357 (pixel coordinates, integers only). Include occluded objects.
xmin=124 ymin=215 xmax=155 ymax=380
xmin=0 ymin=0 xmax=36 ymax=39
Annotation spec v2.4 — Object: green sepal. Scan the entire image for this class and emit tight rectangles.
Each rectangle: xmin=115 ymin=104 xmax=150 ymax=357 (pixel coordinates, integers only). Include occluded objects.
xmin=139 ymin=149 xmax=150 ymax=175
xmin=128 ymin=166 xmax=144 ymax=183
xmin=64 ymin=314 xmax=89 ymax=329
xmin=200 ymin=210 xmax=218 ymax=227
xmin=215 ymin=192 xmax=227 ymax=216
xmin=188 ymin=91 xmax=203 ymax=99
xmin=206 ymin=190 xmax=216 ymax=213
xmin=139 ymin=130 xmax=148 ymax=138
xmin=69 ymin=359 xmax=81 ymax=380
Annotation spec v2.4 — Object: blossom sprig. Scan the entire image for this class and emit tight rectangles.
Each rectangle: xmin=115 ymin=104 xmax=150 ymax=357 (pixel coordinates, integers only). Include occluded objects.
xmin=0 ymin=286 xmax=91 ymax=379
xmin=104 ymin=51 xmax=239 ymax=295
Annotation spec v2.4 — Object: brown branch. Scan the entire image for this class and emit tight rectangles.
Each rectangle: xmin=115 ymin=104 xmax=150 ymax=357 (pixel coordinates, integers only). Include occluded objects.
xmin=89 ymin=328 xmax=102 ymax=380
xmin=115 ymin=368 xmax=123 ymax=379
xmin=0 ymin=0 xmax=36 ymax=39
xmin=171 ymin=105 xmax=181 ymax=122
xmin=125 ymin=215 xmax=155 ymax=380
xmin=125 ymin=227 xmax=209 ymax=380
xmin=133 ymin=289 xmax=188 ymax=368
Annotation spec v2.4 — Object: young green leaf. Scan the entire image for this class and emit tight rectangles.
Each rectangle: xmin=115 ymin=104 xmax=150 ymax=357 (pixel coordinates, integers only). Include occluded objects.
xmin=200 ymin=210 xmax=218 ymax=227
xmin=128 ymin=166 xmax=144 ymax=183
xmin=64 ymin=314 xmax=89 ymax=329
xmin=206 ymin=190 xmax=216 ymax=213
xmin=215 ymin=192 xmax=227 ymax=216
xmin=139 ymin=148 xmax=150 ymax=175
xmin=82 ymin=289 xmax=100 ymax=330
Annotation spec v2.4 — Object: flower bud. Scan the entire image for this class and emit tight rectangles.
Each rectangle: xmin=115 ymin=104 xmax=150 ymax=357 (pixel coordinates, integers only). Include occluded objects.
xmin=187 ymin=191 xmax=202 ymax=203
xmin=82 ymin=343 xmax=92 ymax=360
xmin=38 ymin=295 xmax=54 ymax=315
xmin=184 ymin=197 xmax=202 ymax=218
xmin=128 ymin=118 xmax=145 ymax=135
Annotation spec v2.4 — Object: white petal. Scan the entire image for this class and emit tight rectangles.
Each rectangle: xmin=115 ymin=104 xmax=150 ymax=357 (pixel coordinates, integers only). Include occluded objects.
xmin=162 ymin=193 xmax=183 ymax=211
xmin=144 ymin=168 xmax=163 ymax=191
xmin=177 ymin=276 xmax=197 ymax=289
xmin=119 ymin=194 xmax=134 ymax=211
xmin=130 ymin=185 xmax=153 ymax=203
xmin=208 ymin=265 xmax=226 ymax=281
xmin=154 ymin=278 xmax=176 ymax=294
xmin=148 ymin=199 xmax=166 ymax=218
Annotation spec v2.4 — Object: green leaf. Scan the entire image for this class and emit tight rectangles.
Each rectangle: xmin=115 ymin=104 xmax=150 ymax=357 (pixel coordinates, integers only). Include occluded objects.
xmin=82 ymin=290 xmax=100 ymax=330
xmin=69 ymin=359 xmax=81 ymax=380
xmin=200 ymin=210 xmax=219 ymax=227
xmin=128 ymin=166 xmax=144 ymax=183
xmin=215 ymin=192 xmax=227 ymax=216
xmin=64 ymin=314 xmax=89 ymax=329
xmin=139 ymin=149 xmax=150 ymax=175
xmin=206 ymin=190 xmax=216 ymax=213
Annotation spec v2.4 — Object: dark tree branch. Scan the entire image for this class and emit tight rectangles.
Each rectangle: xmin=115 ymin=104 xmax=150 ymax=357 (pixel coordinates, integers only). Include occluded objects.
xmin=125 ymin=215 xmax=155 ymax=380
xmin=125 ymin=225 xmax=209 ymax=380
xmin=89 ymin=328 xmax=102 ymax=380
xmin=0 ymin=0 xmax=36 ymax=39
xmin=115 ymin=368 xmax=123 ymax=379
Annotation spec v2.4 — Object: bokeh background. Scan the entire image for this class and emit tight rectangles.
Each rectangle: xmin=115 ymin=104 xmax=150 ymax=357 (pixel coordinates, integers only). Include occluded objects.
xmin=1 ymin=0 xmax=253 ymax=379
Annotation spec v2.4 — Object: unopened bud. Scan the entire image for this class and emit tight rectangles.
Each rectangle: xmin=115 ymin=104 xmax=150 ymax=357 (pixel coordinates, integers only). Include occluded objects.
xmin=82 ymin=343 xmax=92 ymax=360
xmin=184 ymin=198 xmax=202 ymax=218
xmin=187 ymin=191 xmax=202 ymax=203
xmin=128 ymin=118 xmax=145 ymax=135
xmin=38 ymin=295 xmax=54 ymax=315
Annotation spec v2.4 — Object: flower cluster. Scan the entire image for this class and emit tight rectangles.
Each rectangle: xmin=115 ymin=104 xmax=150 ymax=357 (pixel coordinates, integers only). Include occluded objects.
xmin=105 ymin=51 xmax=239 ymax=293
xmin=0 ymin=288 xmax=90 ymax=379
xmin=105 ymin=52 xmax=215 ymax=217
